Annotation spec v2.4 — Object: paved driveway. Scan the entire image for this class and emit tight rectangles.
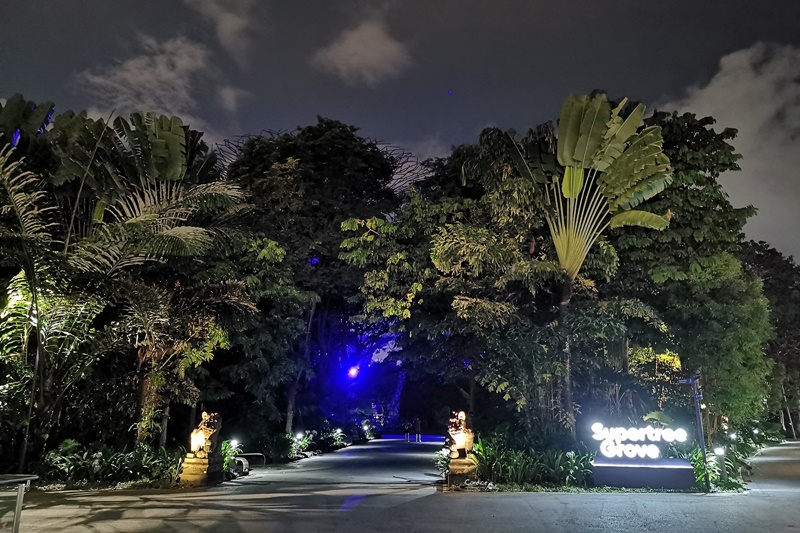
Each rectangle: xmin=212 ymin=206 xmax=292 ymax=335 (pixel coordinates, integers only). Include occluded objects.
xmin=2 ymin=439 xmax=800 ymax=532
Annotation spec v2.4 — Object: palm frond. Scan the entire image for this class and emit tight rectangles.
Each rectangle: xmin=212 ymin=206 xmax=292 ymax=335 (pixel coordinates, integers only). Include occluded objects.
xmin=0 ymin=146 xmax=59 ymax=246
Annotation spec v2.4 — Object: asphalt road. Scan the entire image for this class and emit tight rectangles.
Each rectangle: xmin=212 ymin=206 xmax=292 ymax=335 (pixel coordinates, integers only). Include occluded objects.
xmin=2 ymin=438 xmax=800 ymax=532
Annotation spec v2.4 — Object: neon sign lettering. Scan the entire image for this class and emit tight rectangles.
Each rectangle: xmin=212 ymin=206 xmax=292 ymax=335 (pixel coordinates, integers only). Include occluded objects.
xmin=591 ymin=422 xmax=688 ymax=459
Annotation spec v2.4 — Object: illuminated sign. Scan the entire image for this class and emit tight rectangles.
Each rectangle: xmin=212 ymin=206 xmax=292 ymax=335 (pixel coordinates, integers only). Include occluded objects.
xmin=591 ymin=422 xmax=688 ymax=459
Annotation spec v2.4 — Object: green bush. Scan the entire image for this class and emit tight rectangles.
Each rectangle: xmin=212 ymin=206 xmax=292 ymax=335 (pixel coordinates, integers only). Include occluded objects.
xmin=667 ymin=421 xmax=782 ymax=491
xmin=433 ymin=448 xmax=451 ymax=477
xmin=471 ymin=437 xmax=593 ymax=487
xmin=220 ymin=440 xmax=243 ymax=471
xmin=40 ymin=440 xmax=183 ymax=484
xmin=290 ymin=432 xmax=312 ymax=457
xmin=319 ymin=427 xmax=346 ymax=450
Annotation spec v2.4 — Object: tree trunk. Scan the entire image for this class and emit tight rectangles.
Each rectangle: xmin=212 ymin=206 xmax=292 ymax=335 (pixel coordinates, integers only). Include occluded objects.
xmin=17 ymin=260 xmax=46 ymax=473
xmin=468 ymin=368 xmax=476 ymax=416
xmin=786 ymin=407 xmax=797 ymax=439
xmin=137 ymin=372 xmax=160 ymax=444
xmin=285 ymin=299 xmax=317 ymax=435
xmin=159 ymin=404 xmax=170 ymax=448
xmin=17 ymin=349 xmax=39 ymax=473
xmin=559 ymin=281 xmax=575 ymax=436
xmin=285 ymin=377 xmax=300 ymax=435
xmin=189 ymin=404 xmax=197 ymax=430
xmin=608 ymin=337 xmax=629 ymax=373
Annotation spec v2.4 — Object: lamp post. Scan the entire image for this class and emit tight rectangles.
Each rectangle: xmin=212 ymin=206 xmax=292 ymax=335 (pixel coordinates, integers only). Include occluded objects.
xmin=679 ymin=373 xmax=710 ymax=492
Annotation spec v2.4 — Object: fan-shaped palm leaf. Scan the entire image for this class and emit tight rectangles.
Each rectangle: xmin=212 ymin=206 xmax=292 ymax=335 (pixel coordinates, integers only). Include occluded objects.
xmin=514 ymin=94 xmax=672 ymax=280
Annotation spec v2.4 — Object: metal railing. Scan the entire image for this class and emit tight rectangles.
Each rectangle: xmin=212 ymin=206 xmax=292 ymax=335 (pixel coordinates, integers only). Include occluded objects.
xmin=1 ymin=475 xmax=38 ymax=533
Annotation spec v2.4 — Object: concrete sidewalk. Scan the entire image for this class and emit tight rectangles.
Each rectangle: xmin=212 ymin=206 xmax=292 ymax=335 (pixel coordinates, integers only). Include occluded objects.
xmin=747 ymin=439 xmax=800 ymax=495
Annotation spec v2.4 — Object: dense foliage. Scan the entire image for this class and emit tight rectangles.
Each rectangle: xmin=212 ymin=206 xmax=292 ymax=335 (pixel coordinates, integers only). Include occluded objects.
xmin=471 ymin=436 xmax=593 ymax=487
xmin=39 ymin=439 xmax=183 ymax=486
xmin=1 ymin=91 xmax=797 ymax=490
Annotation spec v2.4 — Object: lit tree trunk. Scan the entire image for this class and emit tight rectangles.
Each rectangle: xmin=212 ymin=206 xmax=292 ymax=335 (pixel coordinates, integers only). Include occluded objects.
xmin=285 ymin=376 xmax=300 ymax=435
xmin=17 ymin=351 xmax=39 ymax=473
xmin=137 ymin=374 xmax=150 ymax=444
xmin=17 ymin=266 xmax=45 ymax=473
xmin=782 ymin=386 xmax=797 ymax=439
xmin=137 ymin=370 xmax=161 ymax=444
xmin=786 ymin=407 xmax=797 ymax=440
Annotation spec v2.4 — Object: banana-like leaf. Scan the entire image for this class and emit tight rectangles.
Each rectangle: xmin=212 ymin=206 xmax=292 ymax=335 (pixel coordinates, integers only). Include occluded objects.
xmin=609 ymin=169 xmax=671 ymax=212
xmin=504 ymin=133 xmax=548 ymax=184
xmin=557 ymin=95 xmax=587 ymax=167
xmin=608 ymin=210 xmax=669 ymax=230
xmin=573 ymin=94 xmax=611 ymax=168
xmin=92 ymin=201 xmax=107 ymax=223
xmin=561 ymin=166 xmax=584 ymax=199
xmin=599 ymin=128 xmax=667 ymax=196
xmin=612 ymin=103 xmax=644 ymax=145
xmin=593 ymin=100 xmax=645 ymax=171
xmin=146 ymin=113 xmax=186 ymax=182
xmin=0 ymin=94 xmax=55 ymax=139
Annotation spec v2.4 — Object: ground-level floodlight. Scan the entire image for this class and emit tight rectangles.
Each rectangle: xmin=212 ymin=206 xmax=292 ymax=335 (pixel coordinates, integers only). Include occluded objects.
xmin=295 ymin=433 xmax=303 ymax=440
xmin=678 ymin=373 xmax=710 ymax=492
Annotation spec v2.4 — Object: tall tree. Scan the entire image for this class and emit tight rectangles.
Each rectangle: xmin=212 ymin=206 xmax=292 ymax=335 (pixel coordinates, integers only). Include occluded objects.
xmin=509 ymin=94 xmax=673 ymax=433
xmin=605 ymin=111 xmax=772 ymax=427
xmin=0 ymin=108 xmax=245 ymax=468
xmin=740 ymin=241 xmax=800 ymax=432
xmin=342 ymin=94 xmax=672 ymax=440
xmin=226 ymin=118 xmax=400 ymax=433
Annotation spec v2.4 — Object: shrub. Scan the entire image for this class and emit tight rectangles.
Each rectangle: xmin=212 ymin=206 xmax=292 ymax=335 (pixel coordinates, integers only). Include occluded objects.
xmin=220 ymin=440 xmax=243 ymax=471
xmin=471 ymin=437 xmax=593 ymax=487
xmin=433 ymin=448 xmax=451 ymax=477
xmin=290 ymin=432 xmax=312 ymax=457
xmin=668 ymin=421 xmax=783 ymax=490
xmin=317 ymin=426 xmax=348 ymax=451
xmin=40 ymin=440 xmax=183 ymax=484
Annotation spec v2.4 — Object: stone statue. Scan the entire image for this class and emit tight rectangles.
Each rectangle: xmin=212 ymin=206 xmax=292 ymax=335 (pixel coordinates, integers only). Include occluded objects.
xmin=447 ymin=411 xmax=474 ymax=459
xmin=189 ymin=411 xmax=222 ymax=459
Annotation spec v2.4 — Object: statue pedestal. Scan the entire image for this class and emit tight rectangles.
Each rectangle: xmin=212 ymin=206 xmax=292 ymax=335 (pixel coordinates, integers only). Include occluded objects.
xmin=448 ymin=457 xmax=477 ymax=487
xmin=181 ymin=453 xmax=223 ymax=486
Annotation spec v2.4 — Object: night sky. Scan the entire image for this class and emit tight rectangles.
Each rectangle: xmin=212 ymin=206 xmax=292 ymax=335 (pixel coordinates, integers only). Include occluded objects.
xmin=1 ymin=1 xmax=799 ymax=258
